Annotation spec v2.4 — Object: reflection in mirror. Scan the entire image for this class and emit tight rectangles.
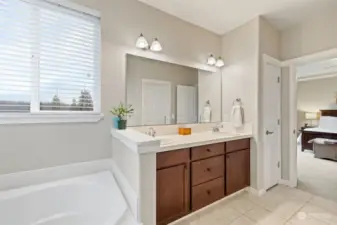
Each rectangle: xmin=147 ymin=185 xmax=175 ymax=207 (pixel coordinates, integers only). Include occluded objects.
xmin=126 ymin=54 xmax=221 ymax=126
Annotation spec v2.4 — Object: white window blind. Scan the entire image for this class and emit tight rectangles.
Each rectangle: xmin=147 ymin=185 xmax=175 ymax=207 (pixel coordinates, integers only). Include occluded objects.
xmin=0 ymin=0 xmax=101 ymax=114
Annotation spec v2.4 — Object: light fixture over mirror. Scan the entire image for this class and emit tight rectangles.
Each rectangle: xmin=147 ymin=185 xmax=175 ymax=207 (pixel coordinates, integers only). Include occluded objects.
xmin=215 ymin=57 xmax=225 ymax=68
xmin=207 ymin=54 xmax=216 ymax=66
xmin=150 ymin=38 xmax=163 ymax=52
xmin=207 ymin=54 xmax=225 ymax=68
xmin=136 ymin=33 xmax=149 ymax=49
xmin=136 ymin=34 xmax=162 ymax=52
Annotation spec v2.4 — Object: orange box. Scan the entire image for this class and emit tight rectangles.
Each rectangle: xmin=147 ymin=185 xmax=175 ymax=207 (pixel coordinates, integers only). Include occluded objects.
xmin=178 ymin=127 xmax=191 ymax=135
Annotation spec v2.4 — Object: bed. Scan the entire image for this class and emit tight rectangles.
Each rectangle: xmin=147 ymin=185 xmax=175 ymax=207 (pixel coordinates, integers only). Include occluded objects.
xmin=301 ymin=110 xmax=337 ymax=152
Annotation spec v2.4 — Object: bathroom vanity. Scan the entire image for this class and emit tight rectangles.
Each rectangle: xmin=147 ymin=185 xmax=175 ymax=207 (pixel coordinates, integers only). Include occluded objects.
xmin=156 ymin=138 xmax=250 ymax=225
xmin=111 ymin=126 xmax=252 ymax=225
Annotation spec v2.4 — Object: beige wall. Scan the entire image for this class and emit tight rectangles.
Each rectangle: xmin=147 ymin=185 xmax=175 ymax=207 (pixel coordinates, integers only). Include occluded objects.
xmin=297 ymin=76 xmax=337 ymax=128
xmin=126 ymin=55 xmax=198 ymax=126
xmin=221 ymin=18 xmax=260 ymax=189
xmin=0 ymin=0 xmax=221 ymax=175
xmin=281 ymin=8 xmax=337 ymax=60
xmin=221 ymin=17 xmax=281 ymax=190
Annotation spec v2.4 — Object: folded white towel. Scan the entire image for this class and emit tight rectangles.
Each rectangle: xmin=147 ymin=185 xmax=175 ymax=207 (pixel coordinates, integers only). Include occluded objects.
xmin=231 ymin=105 xmax=244 ymax=128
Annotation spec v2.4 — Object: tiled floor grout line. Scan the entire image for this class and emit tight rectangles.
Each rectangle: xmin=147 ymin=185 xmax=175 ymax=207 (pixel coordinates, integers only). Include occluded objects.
xmin=178 ymin=187 xmax=337 ymax=225
xmin=282 ymin=194 xmax=316 ymax=225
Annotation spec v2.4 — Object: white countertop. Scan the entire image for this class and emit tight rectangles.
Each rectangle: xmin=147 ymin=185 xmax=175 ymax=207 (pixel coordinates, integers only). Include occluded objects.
xmin=156 ymin=131 xmax=252 ymax=152
xmin=111 ymin=128 xmax=252 ymax=154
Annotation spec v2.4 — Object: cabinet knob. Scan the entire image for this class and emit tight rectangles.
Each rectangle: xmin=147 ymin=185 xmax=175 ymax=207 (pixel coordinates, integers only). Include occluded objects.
xmin=226 ymin=155 xmax=230 ymax=159
xmin=207 ymin=190 xmax=211 ymax=195
xmin=206 ymin=168 xmax=211 ymax=172
xmin=206 ymin=149 xmax=211 ymax=152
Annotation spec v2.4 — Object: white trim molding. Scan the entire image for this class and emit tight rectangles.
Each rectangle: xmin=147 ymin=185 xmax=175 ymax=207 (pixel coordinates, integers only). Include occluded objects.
xmin=282 ymin=47 xmax=337 ymax=67
xmin=278 ymin=179 xmax=297 ymax=188
xmin=0 ymin=113 xmax=104 ymax=125
xmin=126 ymin=50 xmax=217 ymax=73
xmin=284 ymin=48 xmax=337 ymax=190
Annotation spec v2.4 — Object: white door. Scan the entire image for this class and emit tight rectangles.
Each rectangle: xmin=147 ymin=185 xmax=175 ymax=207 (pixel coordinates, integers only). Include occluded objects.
xmin=177 ymin=85 xmax=197 ymax=124
xmin=142 ymin=79 xmax=171 ymax=125
xmin=263 ymin=62 xmax=282 ymax=190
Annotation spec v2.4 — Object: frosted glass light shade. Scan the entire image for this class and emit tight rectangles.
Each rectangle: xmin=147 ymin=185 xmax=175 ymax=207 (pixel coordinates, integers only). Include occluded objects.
xmin=150 ymin=38 xmax=162 ymax=52
xmin=215 ymin=57 xmax=225 ymax=67
xmin=136 ymin=34 xmax=149 ymax=49
xmin=207 ymin=54 xmax=216 ymax=66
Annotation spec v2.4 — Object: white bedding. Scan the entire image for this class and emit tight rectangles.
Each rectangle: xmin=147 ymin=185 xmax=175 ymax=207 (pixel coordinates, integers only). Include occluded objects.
xmin=304 ymin=127 xmax=337 ymax=134
xmin=304 ymin=116 xmax=337 ymax=134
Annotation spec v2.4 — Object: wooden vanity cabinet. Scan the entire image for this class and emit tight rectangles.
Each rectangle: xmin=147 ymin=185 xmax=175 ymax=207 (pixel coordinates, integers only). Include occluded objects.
xmin=156 ymin=139 xmax=250 ymax=225
xmin=156 ymin=149 xmax=190 ymax=225
xmin=225 ymin=139 xmax=250 ymax=195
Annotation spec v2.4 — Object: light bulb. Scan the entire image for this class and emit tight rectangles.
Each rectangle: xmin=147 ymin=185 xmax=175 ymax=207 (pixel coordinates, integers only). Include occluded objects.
xmin=215 ymin=57 xmax=225 ymax=67
xmin=136 ymin=33 xmax=149 ymax=49
xmin=150 ymin=38 xmax=163 ymax=52
xmin=207 ymin=54 xmax=216 ymax=66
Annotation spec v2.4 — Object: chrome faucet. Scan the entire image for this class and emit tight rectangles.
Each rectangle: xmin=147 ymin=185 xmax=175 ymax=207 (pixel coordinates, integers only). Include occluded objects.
xmin=212 ymin=123 xmax=223 ymax=133
xmin=146 ymin=127 xmax=156 ymax=137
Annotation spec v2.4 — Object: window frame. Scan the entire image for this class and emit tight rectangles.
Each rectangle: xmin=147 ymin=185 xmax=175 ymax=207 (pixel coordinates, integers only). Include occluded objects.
xmin=0 ymin=0 xmax=103 ymax=125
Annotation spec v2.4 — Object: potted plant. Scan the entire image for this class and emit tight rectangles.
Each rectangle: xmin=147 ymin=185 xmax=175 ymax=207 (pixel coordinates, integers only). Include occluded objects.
xmin=110 ymin=103 xmax=134 ymax=130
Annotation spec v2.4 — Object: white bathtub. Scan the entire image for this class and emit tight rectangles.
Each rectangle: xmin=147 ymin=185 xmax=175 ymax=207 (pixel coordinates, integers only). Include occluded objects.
xmin=0 ymin=171 xmax=129 ymax=225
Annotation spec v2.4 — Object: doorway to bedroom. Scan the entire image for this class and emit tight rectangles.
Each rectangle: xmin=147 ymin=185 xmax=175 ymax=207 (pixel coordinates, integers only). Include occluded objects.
xmin=295 ymin=58 xmax=337 ymax=202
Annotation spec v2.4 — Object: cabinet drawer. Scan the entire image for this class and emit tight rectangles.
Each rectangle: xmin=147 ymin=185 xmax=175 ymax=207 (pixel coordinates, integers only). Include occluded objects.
xmin=191 ymin=155 xmax=224 ymax=186
xmin=226 ymin=139 xmax=250 ymax=153
xmin=191 ymin=143 xmax=225 ymax=161
xmin=192 ymin=177 xmax=224 ymax=211
xmin=157 ymin=149 xmax=190 ymax=170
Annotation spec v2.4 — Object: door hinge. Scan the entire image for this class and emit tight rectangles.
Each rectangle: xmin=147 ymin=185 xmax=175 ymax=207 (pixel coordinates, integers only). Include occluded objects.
xmin=277 ymin=161 xmax=280 ymax=168
xmin=277 ymin=119 xmax=280 ymax=125
xmin=277 ymin=76 xmax=280 ymax=83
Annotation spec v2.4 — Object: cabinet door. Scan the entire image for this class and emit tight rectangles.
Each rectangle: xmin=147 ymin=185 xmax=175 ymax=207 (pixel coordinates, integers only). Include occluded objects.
xmin=157 ymin=164 xmax=189 ymax=225
xmin=226 ymin=149 xmax=250 ymax=195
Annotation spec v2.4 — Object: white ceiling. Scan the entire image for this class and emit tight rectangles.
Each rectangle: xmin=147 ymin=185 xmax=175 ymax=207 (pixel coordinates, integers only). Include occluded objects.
xmin=138 ymin=0 xmax=337 ymax=35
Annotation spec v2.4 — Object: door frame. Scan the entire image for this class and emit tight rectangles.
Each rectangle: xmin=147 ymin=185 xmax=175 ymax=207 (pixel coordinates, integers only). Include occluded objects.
xmin=141 ymin=79 xmax=172 ymax=125
xmin=262 ymin=55 xmax=282 ymax=190
xmin=282 ymin=47 xmax=337 ymax=188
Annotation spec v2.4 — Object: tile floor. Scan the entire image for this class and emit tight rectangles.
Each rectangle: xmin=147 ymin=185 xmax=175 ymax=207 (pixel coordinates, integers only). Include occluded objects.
xmin=172 ymin=185 xmax=337 ymax=225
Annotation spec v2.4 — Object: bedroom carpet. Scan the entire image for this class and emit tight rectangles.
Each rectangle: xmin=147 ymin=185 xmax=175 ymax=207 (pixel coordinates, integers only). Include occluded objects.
xmin=298 ymin=145 xmax=337 ymax=202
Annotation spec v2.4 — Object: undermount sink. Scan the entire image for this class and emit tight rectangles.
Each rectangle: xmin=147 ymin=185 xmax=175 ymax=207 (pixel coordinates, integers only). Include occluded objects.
xmin=212 ymin=131 xmax=242 ymax=136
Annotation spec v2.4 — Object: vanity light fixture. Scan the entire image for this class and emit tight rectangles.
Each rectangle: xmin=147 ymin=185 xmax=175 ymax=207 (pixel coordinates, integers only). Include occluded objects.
xmin=215 ymin=57 xmax=225 ymax=68
xmin=150 ymin=38 xmax=163 ymax=52
xmin=136 ymin=33 xmax=149 ymax=49
xmin=207 ymin=54 xmax=216 ymax=66
xmin=136 ymin=34 xmax=163 ymax=52
xmin=207 ymin=54 xmax=225 ymax=68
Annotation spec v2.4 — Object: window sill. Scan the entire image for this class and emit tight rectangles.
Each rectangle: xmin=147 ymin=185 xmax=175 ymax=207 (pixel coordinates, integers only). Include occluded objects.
xmin=0 ymin=113 xmax=104 ymax=125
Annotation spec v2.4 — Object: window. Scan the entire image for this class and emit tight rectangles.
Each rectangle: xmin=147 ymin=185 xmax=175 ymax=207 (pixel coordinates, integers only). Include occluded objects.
xmin=0 ymin=0 xmax=101 ymax=123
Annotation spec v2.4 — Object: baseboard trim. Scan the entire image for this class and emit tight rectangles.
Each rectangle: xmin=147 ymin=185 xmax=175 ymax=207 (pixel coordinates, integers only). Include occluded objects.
xmin=279 ymin=179 xmax=297 ymax=188
xmin=0 ymin=159 xmax=111 ymax=191
xmin=247 ymin=187 xmax=266 ymax=196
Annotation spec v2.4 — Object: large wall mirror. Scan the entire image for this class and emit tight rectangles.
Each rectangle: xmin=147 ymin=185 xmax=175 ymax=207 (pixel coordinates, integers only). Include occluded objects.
xmin=126 ymin=54 xmax=222 ymax=126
